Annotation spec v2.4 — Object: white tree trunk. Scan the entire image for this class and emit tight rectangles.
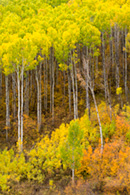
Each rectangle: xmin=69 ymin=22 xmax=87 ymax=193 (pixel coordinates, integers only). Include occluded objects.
xmin=71 ymin=55 xmax=77 ymax=120
xmin=83 ymin=57 xmax=103 ymax=153
xmin=74 ymin=57 xmax=78 ymax=118
xmin=91 ymin=88 xmax=103 ymax=153
xmin=36 ymin=66 xmax=40 ymax=132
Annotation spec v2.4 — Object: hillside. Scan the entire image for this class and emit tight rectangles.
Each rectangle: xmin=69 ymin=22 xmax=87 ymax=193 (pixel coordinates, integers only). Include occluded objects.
xmin=0 ymin=0 xmax=130 ymax=194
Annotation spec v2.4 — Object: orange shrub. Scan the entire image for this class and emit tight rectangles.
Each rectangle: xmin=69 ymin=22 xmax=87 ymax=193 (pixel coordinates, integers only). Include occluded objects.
xmin=115 ymin=115 xmax=130 ymax=137
xmin=76 ymin=140 xmax=130 ymax=193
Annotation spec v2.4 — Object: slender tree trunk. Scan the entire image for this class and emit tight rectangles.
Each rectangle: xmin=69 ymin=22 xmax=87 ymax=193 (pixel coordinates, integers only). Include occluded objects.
xmin=96 ymin=56 xmax=98 ymax=71
xmin=71 ymin=55 xmax=77 ymax=120
xmin=115 ymin=24 xmax=120 ymax=89
xmin=56 ymin=61 xmax=59 ymax=85
xmin=35 ymin=66 xmax=40 ymax=132
xmin=0 ymin=68 xmax=2 ymax=99
xmin=5 ymin=75 xmax=10 ymax=141
xmin=44 ymin=58 xmax=48 ymax=110
xmin=67 ymin=68 xmax=71 ymax=114
xmin=121 ymin=29 xmax=125 ymax=84
xmin=72 ymin=150 xmax=75 ymax=185
xmin=24 ymin=71 xmax=29 ymax=116
xmin=83 ymin=57 xmax=103 ymax=153
xmin=109 ymin=26 xmax=114 ymax=76
xmin=72 ymin=168 xmax=75 ymax=185
xmin=39 ymin=62 xmax=42 ymax=128
xmin=84 ymin=47 xmax=90 ymax=118
xmin=102 ymin=32 xmax=107 ymax=99
xmin=89 ymin=47 xmax=92 ymax=78
xmin=44 ymin=60 xmax=46 ymax=109
xmin=51 ymin=48 xmax=54 ymax=123
xmin=109 ymin=26 xmax=113 ymax=120
xmin=125 ymin=27 xmax=128 ymax=102
xmin=12 ymin=72 xmax=16 ymax=119
xmin=106 ymin=75 xmax=112 ymax=121
xmin=21 ymin=64 xmax=24 ymax=151
xmin=91 ymin=88 xmax=103 ymax=153
xmin=92 ymin=50 xmax=95 ymax=88
xmin=63 ymin=70 xmax=66 ymax=102
xmin=17 ymin=67 xmax=21 ymax=150
xmin=30 ymin=70 xmax=33 ymax=103
xmin=50 ymin=52 xmax=52 ymax=114
xmin=74 ymin=56 xmax=78 ymax=118
xmin=115 ymin=25 xmax=122 ymax=107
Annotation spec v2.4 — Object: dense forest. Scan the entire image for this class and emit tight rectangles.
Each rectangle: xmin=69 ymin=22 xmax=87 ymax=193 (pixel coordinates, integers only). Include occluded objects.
xmin=1 ymin=0 xmax=130 ymax=194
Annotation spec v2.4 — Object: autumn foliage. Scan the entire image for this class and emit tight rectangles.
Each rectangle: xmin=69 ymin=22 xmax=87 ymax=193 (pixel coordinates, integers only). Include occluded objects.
xmin=0 ymin=104 xmax=130 ymax=194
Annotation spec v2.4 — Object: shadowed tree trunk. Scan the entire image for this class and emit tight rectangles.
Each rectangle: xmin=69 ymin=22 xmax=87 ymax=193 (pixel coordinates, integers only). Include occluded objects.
xmin=21 ymin=63 xmax=24 ymax=151
xmin=0 ymin=67 xmax=2 ymax=99
xmin=35 ymin=66 xmax=40 ymax=132
xmin=115 ymin=24 xmax=120 ymax=89
xmin=51 ymin=48 xmax=55 ymax=123
xmin=39 ymin=61 xmax=42 ymax=130
xmin=5 ymin=75 xmax=10 ymax=141
xmin=70 ymin=53 xmax=78 ymax=119
xmin=74 ymin=55 xmax=78 ymax=119
xmin=44 ymin=58 xmax=48 ymax=110
xmin=24 ymin=71 xmax=29 ymax=116
xmin=17 ymin=67 xmax=21 ymax=150
xmin=101 ymin=32 xmax=107 ymax=99
xmin=84 ymin=47 xmax=90 ymax=118
xmin=12 ymin=72 xmax=16 ymax=119
xmin=125 ymin=27 xmax=128 ymax=102
xmin=67 ymin=67 xmax=71 ymax=114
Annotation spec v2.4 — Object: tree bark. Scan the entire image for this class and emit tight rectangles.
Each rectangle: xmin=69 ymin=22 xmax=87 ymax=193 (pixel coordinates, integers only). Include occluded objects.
xmin=115 ymin=24 xmax=120 ymax=89
xmin=91 ymin=87 xmax=103 ymax=153
xmin=5 ymin=75 xmax=10 ymax=141
xmin=109 ymin=26 xmax=114 ymax=76
xmin=67 ymin=68 xmax=71 ymax=114
xmin=17 ymin=67 xmax=21 ymax=150
xmin=74 ymin=55 xmax=78 ymax=118
xmin=36 ymin=66 xmax=40 ymax=132
xmin=50 ymin=51 xmax=52 ymax=114
xmin=125 ymin=27 xmax=128 ymax=102
xmin=44 ymin=58 xmax=48 ymax=110
xmin=0 ymin=67 xmax=2 ymax=99
xmin=85 ymin=47 xmax=90 ymax=117
xmin=51 ymin=48 xmax=55 ymax=123
xmin=39 ymin=62 xmax=42 ymax=129
xmin=101 ymin=32 xmax=107 ymax=99
xmin=21 ymin=63 xmax=24 ymax=151
xmin=71 ymin=54 xmax=77 ymax=120
xmin=24 ymin=71 xmax=29 ymax=116
xmin=12 ymin=72 xmax=16 ymax=119
xmin=83 ymin=57 xmax=103 ymax=153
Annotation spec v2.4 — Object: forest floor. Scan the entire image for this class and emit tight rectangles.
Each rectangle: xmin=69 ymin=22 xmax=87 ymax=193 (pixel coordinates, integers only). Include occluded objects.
xmin=8 ymin=180 xmax=128 ymax=195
